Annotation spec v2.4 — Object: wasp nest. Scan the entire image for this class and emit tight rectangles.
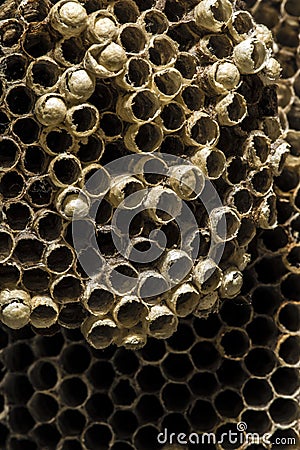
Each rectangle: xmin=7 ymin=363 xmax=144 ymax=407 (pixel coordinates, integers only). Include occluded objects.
xmin=0 ymin=0 xmax=290 ymax=348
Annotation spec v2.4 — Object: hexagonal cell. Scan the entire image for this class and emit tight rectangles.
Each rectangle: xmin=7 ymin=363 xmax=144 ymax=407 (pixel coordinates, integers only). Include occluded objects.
xmin=220 ymin=329 xmax=250 ymax=358
xmin=243 ymin=378 xmax=273 ymax=407
xmin=85 ymin=393 xmax=114 ymax=420
xmin=28 ymin=393 xmax=58 ymax=423
xmin=136 ymin=365 xmax=165 ymax=392
xmin=29 ymin=360 xmax=58 ymax=391
xmin=57 ymin=409 xmax=86 ymax=436
xmin=188 ymin=400 xmax=219 ymax=432
xmin=3 ymin=373 xmax=33 ymax=404
xmin=134 ymin=425 xmax=161 ymax=450
xmin=83 ymin=423 xmax=113 ymax=450
xmin=271 ymin=367 xmax=300 ymax=396
xmin=166 ymin=322 xmax=195 ymax=351
xmin=214 ymin=389 xmax=244 ymax=418
xmin=111 ymin=379 xmax=137 ymax=406
xmin=216 ymin=360 xmax=248 ymax=388
xmin=162 ymin=353 xmax=194 ymax=381
xmin=191 ymin=342 xmax=221 ymax=370
xmin=60 ymin=344 xmax=91 ymax=374
xmin=162 ymin=382 xmax=191 ymax=411
xmin=138 ymin=338 xmax=166 ymax=362
xmin=113 ymin=348 xmax=139 ymax=375
xmin=136 ymin=394 xmax=164 ymax=422
xmin=245 ymin=348 xmax=277 ymax=376
xmin=87 ymin=361 xmax=115 ymax=389
xmin=59 ymin=377 xmax=88 ymax=407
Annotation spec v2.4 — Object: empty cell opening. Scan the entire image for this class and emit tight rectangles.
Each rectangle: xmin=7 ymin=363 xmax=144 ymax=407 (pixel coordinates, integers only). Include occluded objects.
xmin=59 ymin=304 xmax=86 ymax=329
xmin=217 ymin=359 xmax=248 ymax=388
xmin=87 ymin=287 xmax=115 ymax=314
xmin=113 ymin=348 xmax=139 ymax=374
xmin=189 ymin=400 xmax=218 ymax=432
xmin=233 ymin=189 xmax=253 ymax=214
xmin=87 ymin=361 xmax=114 ymax=389
xmin=220 ymin=297 xmax=252 ymax=326
xmin=136 ymin=365 xmax=165 ymax=392
xmin=134 ymin=425 xmax=161 ymax=450
xmin=255 ymin=256 xmax=287 ymax=284
xmin=139 ymin=337 xmax=165 ymax=361
xmin=245 ymin=347 xmax=276 ymax=376
xmin=216 ymin=210 xmax=239 ymax=240
xmin=189 ymin=372 xmax=219 ymax=397
xmin=61 ymin=37 xmax=85 ymax=65
xmin=161 ymin=102 xmax=184 ymax=130
xmin=35 ymin=333 xmax=64 ymax=357
xmin=29 ymin=360 xmax=58 ymax=390
xmin=29 ymin=303 xmax=58 ymax=328
xmin=77 ymin=134 xmax=104 ymax=163
xmin=131 ymin=91 xmax=159 ymax=121
xmin=285 ymin=0 xmax=300 ymax=15
xmin=47 ymin=246 xmax=74 ymax=273
xmin=31 ymin=59 xmax=59 ymax=88
xmin=126 ymin=58 xmax=150 ymax=88
xmin=112 ymin=380 xmax=136 ymax=406
xmin=160 ymin=134 xmax=184 ymax=156
xmin=243 ymin=379 xmax=273 ymax=406
xmin=154 ymin=71 xmax=181 ymax=98
xmin=111 ymin=411 xmax=138 ymax=439
xmin=278 ymin=303 xmax=300 ymax=332
xmin=29 ymin=393 xmax=58 ymax=422
xmin=61 ymin=344 xmax=91 ymax=374
xmin=37 ymin=211 xmax=63 ymax=241
xmin=0 ymin=171 xmax=24 ymax=198
xmin=227 ymin=157 xmax=246 ymax=184
xmin=23 ymin=24 xmax=53 ymax=57
xmin=226 ymin=94 xmax=245 ymax=123
xmin=279 ymin=336 xmax=300 ymax=365
xmin=251 ymin=168 xmax=272 ymax=194
xmin=9 ymin=438 xmax=37 ymax=450
xmin=262 ymin=227 xmax=289 ymax=251
xmin=0 ymin=262 xmax=20 ymax=289
xmin=144 ymin=10 xmax=168 ymax=34
xmin=6 ymin=85 xmax=34 ymax=115
xmin=13 ymin=117 xmax=39 ymax=144
xmin=135 ymin=122 xmax=162 ymax=151
xmin=136 ymin=394 xmax=164 ymax=421
xmin=113 ymin=0 xmax=139 ymax=23
xmin=214 ymin=390 xmax=244 ymax=418
xmin=221 ymin=329 xmax=250 ymax=357
xmin=4 ymin=373 xmax=33 ymax=404
xmin=100 ymin=113 xmax=122 ymax=137
xmin=1 ymin=54 xmax=27 ymax=82
xmin=0 ymin=110 xmax=10 ymax=134
xmin=191 ymin=116 xmax=218 ymax=146
xmin=252 ymin=286 xmax=282 ymax=315
xmin=233 ymin=11 xmax=254 ymax=33
xmin=276 ymin=20 xmax=299 ymax=48
xmin=191 ymin=341 xmax=221 ymax=369
xmin=32 ymin=424 xmax=61 ymax=449
xmin=269 ymin=399 xmax=298 ymax=425
xmin=167 ymin=322 xmax=194 ymax=351
xmin=162 ymin=383 xmax=190 ymax=411
xmin=58 ymin=409 xmax=86 ymax=436
xmin=53 ymin=276 xmax=83 ymax=302
xmin=286 ymin=247 xmax=300 ymax=272
xmin=53 ymin=158 xmax=81 ymax=185
xmin=162 ymin=353 xmax=193 ymax=380
xmin=281 ymin=273 xmax=300 ymax=300
xmin=46 ymin=129 xmax=73 ymax=154
xmin=0 ymin=230 xmax=13 ymax=261
xmin=9 ymin=407 xmax=34 ymax=433
xmin=164 ymin=0 xmax=185 ymax=21
xmin=247 ymin=316 xmax=278 ymax=345
xmin=14 ymin=238 xmax=44 ymax=264
xmin=71 ymin=107 xmax=97 ymax=133
xmin=193 ymin=315 xmax=222 ymax=339
xmin=207 ymin=35 xmax=233 ymax=59
xmin=275 ymin=167 xmax=299 ymax=192
xmin=182 ymin=85 xmax=203 ymax=111
xmin=22 ymin=267 xmax=49 ymax=292
xmin=120 ymin=26 xmax=146 ymax=53
xmin=175 ymin=53 xmax=197 ymax=79
xmin=242 ymin=410 xmax=271 ymax=434
xmin=23 ymin=145 xmax=47 ymax=175
xmin=86 ymin=393 xmax=113 ymax=419
xmin=116 ymin=300 xmax=146 ymax=327
xmin=149 ymin=37 xmax=176 ymax=66
xmin=90 ymin=82 xmax=114 ymax=112
xmin=271 ymin=367 xmax=300 ymax=395
xmin=0 ymin=20 xmax=23 ymax=47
